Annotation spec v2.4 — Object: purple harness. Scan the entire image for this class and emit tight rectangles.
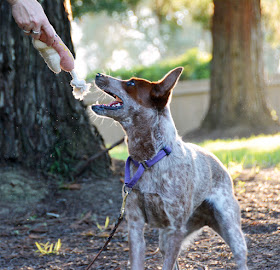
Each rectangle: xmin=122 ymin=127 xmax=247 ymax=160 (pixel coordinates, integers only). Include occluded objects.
xmin=125 ymin=146 xmax=172 ymax=189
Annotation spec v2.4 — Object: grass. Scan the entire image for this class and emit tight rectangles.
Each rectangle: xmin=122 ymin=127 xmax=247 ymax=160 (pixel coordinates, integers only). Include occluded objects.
xmin=200 ymin=133 xmax=280 ymax=168
xmin=109 ymin=144 xmax=129 ymax=161
xmin=109 ymin=133 xmax=280 ymax=169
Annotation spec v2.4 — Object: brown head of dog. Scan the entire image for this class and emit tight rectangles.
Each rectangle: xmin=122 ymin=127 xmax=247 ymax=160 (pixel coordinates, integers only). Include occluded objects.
xmin=92 ymin=67 xmax=183 ymax=161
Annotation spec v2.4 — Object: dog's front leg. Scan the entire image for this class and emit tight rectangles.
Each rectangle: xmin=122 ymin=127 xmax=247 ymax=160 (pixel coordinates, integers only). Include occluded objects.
xmin=128 ymin=218 xmax=146 ymax=270
xmin=160 ymin=228 xmax=184 ymax=270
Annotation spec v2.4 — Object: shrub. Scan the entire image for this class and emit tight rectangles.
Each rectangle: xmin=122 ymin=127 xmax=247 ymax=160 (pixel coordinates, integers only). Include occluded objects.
xmin=87 ymin=48 xmax=211 ymax=81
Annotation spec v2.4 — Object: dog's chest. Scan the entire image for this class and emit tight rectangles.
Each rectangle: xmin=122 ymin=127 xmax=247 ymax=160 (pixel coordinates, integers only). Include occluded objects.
xmin=130 ymin=189 xmax=187 ymax=228
xmin=135 ymin=191 xmax=169 ymax=227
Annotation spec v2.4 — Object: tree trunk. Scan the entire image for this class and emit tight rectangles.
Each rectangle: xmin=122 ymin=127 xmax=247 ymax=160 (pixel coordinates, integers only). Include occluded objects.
xmin=0 ymin=0 xmax=110 ymax=177
xmin=201 ymin=0 xmax=279 ymax=134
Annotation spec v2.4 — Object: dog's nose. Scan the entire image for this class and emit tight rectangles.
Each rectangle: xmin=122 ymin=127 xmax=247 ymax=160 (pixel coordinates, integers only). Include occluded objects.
xmin=96 ymin=73 xmax=103 ymax=78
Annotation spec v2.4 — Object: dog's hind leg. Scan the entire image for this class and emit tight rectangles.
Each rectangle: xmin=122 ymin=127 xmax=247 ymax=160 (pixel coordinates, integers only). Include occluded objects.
xmin=208 ymin=190 xmax=248 ymax=270
xmin=159 ymin=228 xmax=184 ymax=270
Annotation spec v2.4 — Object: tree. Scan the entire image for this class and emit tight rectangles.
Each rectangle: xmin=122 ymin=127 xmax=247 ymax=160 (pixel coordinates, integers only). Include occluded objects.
xmin=0 ymin=0 xmax=110 ymax=177
xmin=199 ymin=0 xmax=279 ymax=137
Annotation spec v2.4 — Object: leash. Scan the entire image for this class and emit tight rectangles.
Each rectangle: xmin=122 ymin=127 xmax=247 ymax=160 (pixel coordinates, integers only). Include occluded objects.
xmin=85 ymin=189 xmax=130 ymax=270
xmin=85 ymin=146 xmax=172 ymax=270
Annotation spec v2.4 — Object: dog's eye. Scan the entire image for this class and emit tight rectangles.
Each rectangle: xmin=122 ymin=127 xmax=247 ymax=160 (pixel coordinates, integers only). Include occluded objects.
xmin=126 ymin=80 xmax=135 ymax=86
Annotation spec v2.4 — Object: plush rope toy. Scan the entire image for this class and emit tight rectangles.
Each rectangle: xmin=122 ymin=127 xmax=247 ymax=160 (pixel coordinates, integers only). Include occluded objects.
xmin=32 ymin=31 xmax=90 ymax=100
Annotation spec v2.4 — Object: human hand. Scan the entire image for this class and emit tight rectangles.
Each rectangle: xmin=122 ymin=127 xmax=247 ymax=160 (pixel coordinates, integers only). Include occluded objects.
xmin=39 ymin=32 xmax=75 ymax=72
xmin=8 ymin=0 xmax=74 ymax=72
xmin=8 ymin=0 xmax=55 ymax=46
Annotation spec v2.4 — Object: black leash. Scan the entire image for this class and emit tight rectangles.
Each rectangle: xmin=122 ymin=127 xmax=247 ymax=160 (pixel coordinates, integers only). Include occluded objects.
xmin=85 ymin=189 xmax=130 ymax=270
xmin=85 ymin=215 xmax=124 ymax=270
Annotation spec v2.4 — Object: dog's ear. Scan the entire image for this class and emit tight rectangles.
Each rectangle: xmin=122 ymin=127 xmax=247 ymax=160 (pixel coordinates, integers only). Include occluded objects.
xmin=151 ymin=67 xmax=183 ymax=109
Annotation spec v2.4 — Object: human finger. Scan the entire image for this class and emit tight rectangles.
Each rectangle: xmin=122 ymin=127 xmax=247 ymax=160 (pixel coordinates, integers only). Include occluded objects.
xmin=51 ymin=34 xmax=75 ymax=72
xmin=22 ymin=24 xmax=35 ymax=36
xmin=31 ymin=28 xmax=41 ymax=40
xmin=41 ymin=24 xmax=55 ymax=46
xmin=22 ymin=29 xmax=31 ymax=35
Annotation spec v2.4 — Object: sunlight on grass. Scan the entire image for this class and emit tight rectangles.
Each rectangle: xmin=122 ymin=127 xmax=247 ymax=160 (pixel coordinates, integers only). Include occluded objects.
xmin=109 ymin=144 xmax=128 ymax=161
xmin=200 ymin=133 xmax=280 ymax=168
xmin=108 ymin=133 xmax=280 ymax=168
xmin=200 ymin=134 xmax=280 ymax=152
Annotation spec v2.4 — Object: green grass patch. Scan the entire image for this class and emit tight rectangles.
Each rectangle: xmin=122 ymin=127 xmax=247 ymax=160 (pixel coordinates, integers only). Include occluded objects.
xmin=109 ymin=144 xmax=128 ymax=161
xmin=109 ymin=133 xmax=280 ymax=169
xmin=200 ymin=133 xmax=280 ymax=168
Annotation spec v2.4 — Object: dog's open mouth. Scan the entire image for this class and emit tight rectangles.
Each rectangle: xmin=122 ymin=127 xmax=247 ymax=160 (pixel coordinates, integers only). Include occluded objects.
xmin=93 ymin=91 xmax=124 ymax=110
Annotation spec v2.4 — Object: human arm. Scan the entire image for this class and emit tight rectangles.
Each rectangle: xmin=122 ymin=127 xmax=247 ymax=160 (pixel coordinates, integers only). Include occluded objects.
xmin=7 ymin=0 xmax=55 ymax=46
xmin=7 ymin=0 xmax=74 ymax=72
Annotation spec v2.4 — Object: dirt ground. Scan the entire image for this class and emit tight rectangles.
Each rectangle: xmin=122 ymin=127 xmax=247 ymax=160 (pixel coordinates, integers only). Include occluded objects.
xmin=0 ymin=160 xmax=279 ymax=270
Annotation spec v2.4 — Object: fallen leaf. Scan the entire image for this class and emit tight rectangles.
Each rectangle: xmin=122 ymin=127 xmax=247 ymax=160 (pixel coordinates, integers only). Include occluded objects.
xmin=60 ymin=183 xmax=81 ymax=190
xmin=28 ymin=234 xmax=45 ymax=239
xmin=97 ymin=232 xmax=110 ymax=238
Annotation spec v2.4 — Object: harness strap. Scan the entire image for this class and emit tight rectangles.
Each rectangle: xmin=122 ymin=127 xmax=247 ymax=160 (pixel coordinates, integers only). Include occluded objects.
xmin=125 ymin=146 xmax=172 ymax=189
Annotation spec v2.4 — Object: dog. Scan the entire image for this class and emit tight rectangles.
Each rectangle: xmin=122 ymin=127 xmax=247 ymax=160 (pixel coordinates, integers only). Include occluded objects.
xmin=91 ymin=67 xmax=248 ymax=270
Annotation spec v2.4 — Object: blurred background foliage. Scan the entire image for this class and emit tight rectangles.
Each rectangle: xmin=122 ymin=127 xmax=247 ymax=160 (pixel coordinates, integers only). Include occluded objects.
xmin=87 ymin=48 xmax=211 ymax=81
xmin=70 ymin=0 xmax=280 ymax=80
xmin=71 ymin=0 xmax=140 ymax=18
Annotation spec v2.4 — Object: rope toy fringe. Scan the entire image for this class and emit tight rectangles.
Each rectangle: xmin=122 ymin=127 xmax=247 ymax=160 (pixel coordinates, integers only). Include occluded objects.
xmin=70 ymin=70 xmax=91 ymax=100
xmin=32 ymin=39 xmax=90 ymax=100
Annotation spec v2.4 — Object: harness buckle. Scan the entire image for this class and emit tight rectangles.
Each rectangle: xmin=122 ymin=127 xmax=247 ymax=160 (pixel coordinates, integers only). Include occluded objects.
xmin=140 ymin=160 xmax=149 ymax=170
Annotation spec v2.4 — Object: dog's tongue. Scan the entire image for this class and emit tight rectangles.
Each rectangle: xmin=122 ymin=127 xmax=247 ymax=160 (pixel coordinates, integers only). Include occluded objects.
xmin=109 ymin=101 xmax=121 ymax=106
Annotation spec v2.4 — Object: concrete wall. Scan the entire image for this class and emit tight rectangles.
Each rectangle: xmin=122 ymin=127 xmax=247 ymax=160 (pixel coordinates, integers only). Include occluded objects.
xmin=84 ymin=77 xmax=280 ymax=144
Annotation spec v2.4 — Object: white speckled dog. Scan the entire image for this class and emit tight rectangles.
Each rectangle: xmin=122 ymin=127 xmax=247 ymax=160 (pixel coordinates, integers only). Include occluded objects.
xmin=91 ymin=67 xmax=248 ymax=270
